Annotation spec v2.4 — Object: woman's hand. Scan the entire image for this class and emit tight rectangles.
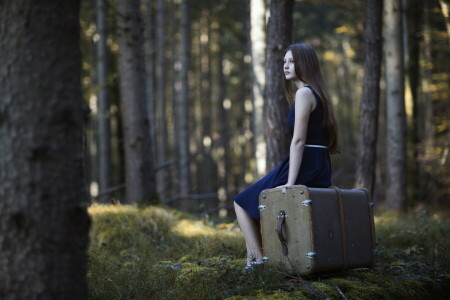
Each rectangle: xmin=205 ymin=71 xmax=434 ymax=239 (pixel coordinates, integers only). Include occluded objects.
xmin=275 ymin=183 xmax=294 ymax=189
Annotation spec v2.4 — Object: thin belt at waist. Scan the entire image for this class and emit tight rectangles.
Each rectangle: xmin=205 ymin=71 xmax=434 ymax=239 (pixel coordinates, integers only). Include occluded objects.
xmin=305 ymin=144 xmax=328 ymax=149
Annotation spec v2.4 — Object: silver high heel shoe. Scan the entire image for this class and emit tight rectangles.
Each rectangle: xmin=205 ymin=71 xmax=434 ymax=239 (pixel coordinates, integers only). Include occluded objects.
xmin=242 ymin=256 xmax=269 ymax=273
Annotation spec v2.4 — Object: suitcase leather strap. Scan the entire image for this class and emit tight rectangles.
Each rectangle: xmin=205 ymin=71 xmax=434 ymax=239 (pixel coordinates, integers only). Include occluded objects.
xmin=275 ymin=210 xmax=289 ymax=256
xmin=357 ymin=188 xmax=377 ymax=266
xmin=329 ymin=186 xmax=348 ymax=270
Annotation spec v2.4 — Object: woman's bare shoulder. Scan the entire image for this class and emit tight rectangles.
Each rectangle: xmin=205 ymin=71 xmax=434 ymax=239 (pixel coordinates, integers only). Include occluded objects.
xmin=294 ymin=87 xmax=316 ymax=111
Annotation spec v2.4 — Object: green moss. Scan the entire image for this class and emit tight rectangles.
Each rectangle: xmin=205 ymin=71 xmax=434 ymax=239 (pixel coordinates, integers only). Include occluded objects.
xmin=310 ymin=281 xmax=340 ymax=299
xmin=174 ymin=264 xmax=222 ymax=299
xmin=254 ymin=289 xmax=310 ymax=299
xmin=327 ymin=277 xmax=386 ymax=300
xmin=87 ymin=205 xmax=450 ymax=299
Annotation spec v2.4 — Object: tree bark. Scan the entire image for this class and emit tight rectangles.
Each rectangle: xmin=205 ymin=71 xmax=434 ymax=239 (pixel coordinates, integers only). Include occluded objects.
xmin=407 ymin=0 xmax=422 ymax=204
xmin=116 ymin=0 xmax=156 ymax=204
xmin=199 ymin=8 xmax=213 ymax=198
xmin=96 ymin=0 xmax=112 ymax=202
xmin=384 ymin=0 xmax=407 ymax=210
xmin=265 ymin=0 xmax=293 ymax=170
xmin=156 ymin=0 xmax=168 ymax=201
xmin=0 ymin=1 xmax=90 ymax=298
xmin=143 ymin=0 xmax=157 ymax=178
xmin=178 ymin=0 xmax=191 ymax=197
xmin=250 ymin=0 xmax=267 ymax=178
xmin=355 ymin=0 xmax=383 ymax=195
xmin=417 ymin=0 xmax=435 ymax=205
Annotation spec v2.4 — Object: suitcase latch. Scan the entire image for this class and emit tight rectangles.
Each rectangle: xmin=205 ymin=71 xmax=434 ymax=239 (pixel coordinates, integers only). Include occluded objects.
xmin=258 ymin=205 xmax=266 ymax=211
xmin=368 ymin=202 xmax=375 ymax=208
xmin=276 ymin=213 xmax=288 ymax=219
xmin=302 ymin=199 xmax=312 ymax=206
xmin=306 ymin=252 xmax=317 ymax=259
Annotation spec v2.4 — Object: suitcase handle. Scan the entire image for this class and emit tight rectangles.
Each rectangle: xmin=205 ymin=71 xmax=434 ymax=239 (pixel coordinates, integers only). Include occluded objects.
xmin=276 ymin=210 xmax=289 ymax=256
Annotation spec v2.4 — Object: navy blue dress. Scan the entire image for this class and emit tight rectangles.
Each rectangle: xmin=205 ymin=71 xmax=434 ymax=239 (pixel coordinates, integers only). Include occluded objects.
xmin=233 ymin=86 xmax=332 ymax=220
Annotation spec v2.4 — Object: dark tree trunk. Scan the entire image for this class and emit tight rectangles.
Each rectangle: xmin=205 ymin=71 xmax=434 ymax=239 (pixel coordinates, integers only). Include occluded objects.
xmin=265 ymin=0 xmax=293 ymax=170
xmin=143 ymin=0 xmax=157 ymax=177
xmin=0 ymin=1 xmax=90 ymax=298
xmin=96 ymin=0 xmax=112 ymax=202
xmin=156 ymin=0 xmax=168 ymax=201
xmin=178 ymin=0 xmax=191 ymax=197
xmin=384 ymin=0 xmax=407 ymax=210
xmin=417 ymin=1 xmax=435 ymax=205
xmin=116 ymin=0 xmax=156 ymax=204
xmin=355 ymin=0 xmax=383 ymax=195
xmin=407 ymin=0 xmax=422 ymax=204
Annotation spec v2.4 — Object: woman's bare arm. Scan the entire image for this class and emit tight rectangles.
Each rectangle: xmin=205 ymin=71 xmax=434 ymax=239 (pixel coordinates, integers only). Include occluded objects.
xmin=278 ymin=87 xmax=316 ymax=187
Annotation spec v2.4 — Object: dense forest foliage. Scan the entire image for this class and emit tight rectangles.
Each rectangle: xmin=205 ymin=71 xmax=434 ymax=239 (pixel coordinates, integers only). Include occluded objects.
xmin=80 ymin=0 xmax=450 ymax=215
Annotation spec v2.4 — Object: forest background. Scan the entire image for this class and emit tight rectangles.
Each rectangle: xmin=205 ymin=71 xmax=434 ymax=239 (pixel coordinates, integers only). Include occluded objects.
xmin=83 ymin=0 xmax=449 ymax=215
xmin=1 ymin=0 xmax=450 ymax=298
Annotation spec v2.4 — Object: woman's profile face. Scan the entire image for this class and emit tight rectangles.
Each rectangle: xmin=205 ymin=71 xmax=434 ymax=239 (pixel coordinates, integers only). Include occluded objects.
xmin=283 ymin=50 xmax=297 ymax=81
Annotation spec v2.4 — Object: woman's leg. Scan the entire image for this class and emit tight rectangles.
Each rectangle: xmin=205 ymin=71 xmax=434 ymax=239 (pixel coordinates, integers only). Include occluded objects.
xmin=234 ymin=201 xmax=263 ymax=264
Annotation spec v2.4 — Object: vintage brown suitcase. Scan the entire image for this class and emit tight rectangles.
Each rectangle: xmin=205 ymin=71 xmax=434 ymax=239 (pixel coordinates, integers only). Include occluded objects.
xmin=258 ymin=185 xmax=376 ymax=275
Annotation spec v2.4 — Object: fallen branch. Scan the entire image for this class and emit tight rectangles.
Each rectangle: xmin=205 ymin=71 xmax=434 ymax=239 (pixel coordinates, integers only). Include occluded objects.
xmin=335 ymin=285 xmax=348 ymax=300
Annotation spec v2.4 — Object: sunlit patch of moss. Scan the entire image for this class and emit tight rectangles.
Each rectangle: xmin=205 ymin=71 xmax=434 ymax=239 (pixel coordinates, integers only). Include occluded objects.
xmin=87 ymin=205 xmax=449 ymax=299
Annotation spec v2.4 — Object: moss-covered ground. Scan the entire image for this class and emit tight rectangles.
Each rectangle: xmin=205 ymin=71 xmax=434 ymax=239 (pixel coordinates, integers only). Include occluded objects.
xmin=87 ymin=204 xmax=450 ymax=299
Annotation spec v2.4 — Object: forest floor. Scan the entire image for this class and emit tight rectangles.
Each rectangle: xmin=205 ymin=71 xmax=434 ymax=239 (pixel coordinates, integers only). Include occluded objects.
xmin=87 ymin=203 xmax=450 ymax=300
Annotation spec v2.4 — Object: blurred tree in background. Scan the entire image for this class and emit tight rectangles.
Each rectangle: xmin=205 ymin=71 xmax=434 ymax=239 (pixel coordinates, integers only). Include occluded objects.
xmin=80 ymin=0 xmax=450 ymax=214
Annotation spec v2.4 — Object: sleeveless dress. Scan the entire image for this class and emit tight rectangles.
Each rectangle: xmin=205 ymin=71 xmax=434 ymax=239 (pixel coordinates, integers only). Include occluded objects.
xmin=233 ymin=86 xmax=332 ymax=220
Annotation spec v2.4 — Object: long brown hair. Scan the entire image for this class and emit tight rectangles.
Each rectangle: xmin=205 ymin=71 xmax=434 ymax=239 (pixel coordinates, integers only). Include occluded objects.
xmin=283 ymin=43 xmax=340 ymax=154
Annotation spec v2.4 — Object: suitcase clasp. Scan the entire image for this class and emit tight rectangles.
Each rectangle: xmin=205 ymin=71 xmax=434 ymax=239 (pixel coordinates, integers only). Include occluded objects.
xmin=302 ymin=199 xmax=312 ymax=206
xmin=306 ymin=252 xmax=317 ymax=259
xmin=276 ymin=213 xmax=288 ymax=219
xmin=368 ymin=202 xmax=375 ymax=208
xmin=258 ymin=205 xmax=266 ymax=211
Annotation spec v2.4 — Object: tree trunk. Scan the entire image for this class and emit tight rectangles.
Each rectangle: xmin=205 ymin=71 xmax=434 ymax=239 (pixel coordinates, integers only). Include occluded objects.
xmin=355 ymin=0 xmax=383 ymax=195
xmin=143 ymin=0 xmax=157 ymax=178
xmin=384 ymin=0 xmax=407 ymax=210
xmin=217 ymin=32 xmax=232 ymax=215
xmin=265 ymin=0 xmax=293 ymax=170
xmin=178 ymin=0 xmax=191 ymax=198
xmin=250 ymin=0 xmax=267 ymax=178
xmin=407 ymin=0 xmax=422 ymax=205
xmin=156 ymin=0 xmax=168 ymax=201
xmin=96 ymin=0 xmax=112 ymax=202
xmin=116 ymin=0 xmax=156 ymax=204
xmin=0 ymin=1 xmax=90 ymax=298
xmin=418 ymin=0 xmax=435 ymax=205
xmin=199 ymin=8 xmax=213 ymax=199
